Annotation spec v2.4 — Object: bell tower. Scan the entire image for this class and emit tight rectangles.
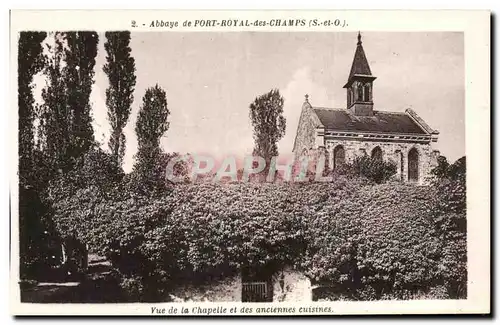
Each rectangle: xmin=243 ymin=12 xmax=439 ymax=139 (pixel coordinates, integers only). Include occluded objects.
xmin=343 ymin=32 xmax=377 ymax=116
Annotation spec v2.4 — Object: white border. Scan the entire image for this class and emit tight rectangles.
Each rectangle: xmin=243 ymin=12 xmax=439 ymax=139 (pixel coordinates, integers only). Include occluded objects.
xmin=8 ymin=9 xmax=490 ymax=316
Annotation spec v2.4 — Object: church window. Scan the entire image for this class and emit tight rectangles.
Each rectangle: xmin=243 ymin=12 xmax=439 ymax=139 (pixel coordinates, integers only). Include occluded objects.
xmin=334 ymin=145 xmax=345 ymax=169
xmin=371 ymin=146 xmax=383 ymax=161
xmin=395 ymin=150 xmax=404 ymax=181
xmin=408 ymin=148 xmax=419 ymax=182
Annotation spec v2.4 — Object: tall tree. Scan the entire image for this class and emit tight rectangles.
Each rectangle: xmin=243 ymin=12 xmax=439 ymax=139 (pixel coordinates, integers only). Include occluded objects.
xmin=40 ymin=32 xmax=99 ymax=173
xmin=103 ymin=31 xmax=136 ymax=167
xmin=18 ymin=31 xmax=46 ymax=186
xmin=249 ymin=89 xmax=286 ymax=166
xmin=135 ymin=85 xmax=170 ymax=151
xmin=40 ymin=32 xmax=70 ymax=174
xmin=18 ymin=31 xmax=47 ymax=279
xmin=64 ymin=31 xmax=99 ymax=160
xmin=130 ymin=85 xmax=170 ymax=194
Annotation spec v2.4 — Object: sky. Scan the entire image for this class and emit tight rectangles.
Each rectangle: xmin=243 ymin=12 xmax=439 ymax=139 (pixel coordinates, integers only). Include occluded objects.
xmin=35 ymin=32 xmax=465 ymax=173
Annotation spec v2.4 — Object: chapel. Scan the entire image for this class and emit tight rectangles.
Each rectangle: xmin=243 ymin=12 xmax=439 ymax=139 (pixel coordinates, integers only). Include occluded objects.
xmin=292 ymin=33 xmax=440 ymax=184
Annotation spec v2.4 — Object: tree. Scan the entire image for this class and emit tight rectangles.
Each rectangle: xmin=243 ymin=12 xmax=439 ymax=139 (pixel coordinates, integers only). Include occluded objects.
xmin=431 ymin=155 xmax=466 ymax=181
xmin=39 ymin=32 xmax=69 ymax=175
xmin=130 ymin=85 xmax=170 ymax=194
xmin=18 ymin=31 xmax=47 ymax=279
xmin=64 ymin=31 xmax=99 ymax=161
xmin=249 ymin=89 xmax=286 ymax=172
xmin=431 ymin=155 xmax=450 ymax=179
xmin=39 ymin=32 xmax=99 ymax=175
xmin=429 ymin=156 xmax=467 ymax=298
xmin=18 ymin=31 xmax=46 ymax=186
xmin=103 ymin=31 xmax=137 ymax=167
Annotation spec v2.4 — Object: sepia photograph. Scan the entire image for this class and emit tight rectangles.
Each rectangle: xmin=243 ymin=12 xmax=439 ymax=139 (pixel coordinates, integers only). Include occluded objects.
xmin=10 ymin=10 xmax=490 ymax=316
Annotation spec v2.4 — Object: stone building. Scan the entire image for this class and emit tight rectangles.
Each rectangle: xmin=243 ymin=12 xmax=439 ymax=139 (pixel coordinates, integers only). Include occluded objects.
xmin=168 ymin=266 xmax=313 ymax=302
xmin=293 ymin=33 xmax=440 ymax=184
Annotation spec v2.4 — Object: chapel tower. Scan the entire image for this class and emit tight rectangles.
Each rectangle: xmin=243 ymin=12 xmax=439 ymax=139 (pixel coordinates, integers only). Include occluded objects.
xmin=343 ymin=32 xmax=377 ymax=116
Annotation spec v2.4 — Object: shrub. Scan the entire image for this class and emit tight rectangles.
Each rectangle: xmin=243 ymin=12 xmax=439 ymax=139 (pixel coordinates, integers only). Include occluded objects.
xmin=429 ymin=176 xmax=467 ymax=298
xmin=48 ymin=174 xmax=467 ymax=301
xmin=335 ymin=155 xmax=397 ymax=184
xmin=47 ymin=150 xmax=467 ymax=302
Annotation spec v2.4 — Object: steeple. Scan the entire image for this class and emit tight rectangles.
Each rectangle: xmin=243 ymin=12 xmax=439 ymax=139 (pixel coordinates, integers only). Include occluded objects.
xmin=343 ymin=32 xmax=377 ymax=116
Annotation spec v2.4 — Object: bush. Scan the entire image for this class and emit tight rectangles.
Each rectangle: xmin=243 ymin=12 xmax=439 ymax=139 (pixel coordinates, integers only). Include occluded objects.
xmin=48 ymin=172 xmax=466 ymax=301
xmin=334 ymin=155 xmax=397 ymax=184
xmin=431 ymin=156 xmax=466 ymax=182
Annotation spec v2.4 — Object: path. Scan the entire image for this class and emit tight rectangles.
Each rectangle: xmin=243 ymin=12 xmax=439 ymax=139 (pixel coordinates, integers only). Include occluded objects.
xmin=20 ymin=254 xmax=126 ymax=303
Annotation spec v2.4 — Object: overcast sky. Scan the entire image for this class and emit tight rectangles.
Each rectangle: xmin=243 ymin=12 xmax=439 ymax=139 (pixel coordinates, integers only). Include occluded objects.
xmin=35 ymin=32 xmax=464 ymax=173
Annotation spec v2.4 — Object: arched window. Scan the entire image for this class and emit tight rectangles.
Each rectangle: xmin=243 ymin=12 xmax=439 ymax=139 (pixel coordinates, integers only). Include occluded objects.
xmin=395 ymin=150 xmax=404 ymax=181
xmin=371 ymin=146 xmax=383 ymax=161
xmin=408 ymin=148 xmax=419 ymax=182
xmin=334 ymin=145 xmax=345 ymax=170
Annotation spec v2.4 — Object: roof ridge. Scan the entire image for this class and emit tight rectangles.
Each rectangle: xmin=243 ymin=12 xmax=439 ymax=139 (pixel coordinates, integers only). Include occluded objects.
xmin=312 ymin=106 xmax=344 ymax=111
xmin=312 ymin=107 xmax=407 ymax=115
xmin=373 ymin=110 xmax=407 ymax=115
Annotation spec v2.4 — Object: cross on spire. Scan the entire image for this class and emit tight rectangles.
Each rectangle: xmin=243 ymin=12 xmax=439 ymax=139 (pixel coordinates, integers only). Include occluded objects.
xmin=357 ymin=31 xmax=362 ymax=45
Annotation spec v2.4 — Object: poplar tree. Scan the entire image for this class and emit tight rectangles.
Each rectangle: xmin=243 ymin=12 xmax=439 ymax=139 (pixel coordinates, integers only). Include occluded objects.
xmin=130 ymin=85 xmax=170 ymax=194
xmin=18 ymin=31 xmax=47 ymax=186
xmin=249 ymin=89 xmax=286 ymax=169
xmin=103 ymin=31 xmax=136 ymax=167
xmin=40 ymin=32 xmax=99 ymax=173
xmin=64 ymin=31 xmax=99 ymax=161
xmin=18 ymin=31 xmax=47 ymax=279
xmin=40 ymin=32 xmax=69 ymax=174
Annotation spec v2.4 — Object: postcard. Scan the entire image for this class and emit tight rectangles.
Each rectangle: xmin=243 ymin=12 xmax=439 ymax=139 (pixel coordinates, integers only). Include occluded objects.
xmin=10 ymin=9 xmax=490 ymax=316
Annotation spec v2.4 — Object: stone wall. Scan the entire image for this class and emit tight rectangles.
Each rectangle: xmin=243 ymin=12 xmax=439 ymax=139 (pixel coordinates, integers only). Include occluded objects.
xmin=293 ymin=101 xmax=321 ymax=160
xmin=168 ymin=276 xmax=242 ymax=302
xmin=168 ymin=267 xmax=312 ymax=302
xmin=324 ymin=138 xmax=439 ymax=185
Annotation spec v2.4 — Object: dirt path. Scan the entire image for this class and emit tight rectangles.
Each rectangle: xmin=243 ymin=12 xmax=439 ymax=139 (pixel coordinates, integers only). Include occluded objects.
xmin=20 ymin=255 xmax=127 ymax=303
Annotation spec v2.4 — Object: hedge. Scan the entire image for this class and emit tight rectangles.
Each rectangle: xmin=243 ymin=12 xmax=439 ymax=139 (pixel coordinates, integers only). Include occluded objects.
xmin=48 ymin=174 xmax=466 ymax=301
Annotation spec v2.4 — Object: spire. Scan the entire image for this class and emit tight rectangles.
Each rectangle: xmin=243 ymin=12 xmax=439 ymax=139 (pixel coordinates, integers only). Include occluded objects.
xmin=343 ymin=33 xmax=377 ymax=116
xmin=343 ymin=32 xmax=375 ymax=88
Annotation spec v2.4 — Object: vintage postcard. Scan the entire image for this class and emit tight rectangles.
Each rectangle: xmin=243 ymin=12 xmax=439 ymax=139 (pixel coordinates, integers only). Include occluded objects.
xmin=10 ymin=10 xmax=490 ymax=316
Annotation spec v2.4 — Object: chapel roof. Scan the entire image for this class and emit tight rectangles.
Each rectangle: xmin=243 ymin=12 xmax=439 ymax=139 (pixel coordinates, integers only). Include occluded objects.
xmin=312 ymin=107 xmax=436 ymax=135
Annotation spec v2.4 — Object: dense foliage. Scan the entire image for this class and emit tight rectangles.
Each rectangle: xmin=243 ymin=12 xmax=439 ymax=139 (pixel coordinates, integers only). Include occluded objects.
xmin=18 ymin=31 xmax=47 ymax=279
xmin=337 ymin=155 xmax=398 ymax=184
xmin=19 ymin=31 xmax=101 ymax=279
xmin=429 ymin=156 xmax=467 ymax=298
xmin=48 ymin=156 xmax=467 ymax=301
